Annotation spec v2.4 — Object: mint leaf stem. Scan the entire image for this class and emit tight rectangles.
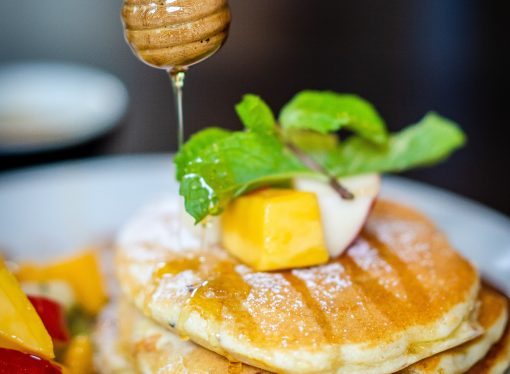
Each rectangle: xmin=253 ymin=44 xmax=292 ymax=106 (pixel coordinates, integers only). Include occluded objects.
xmin=284 ymin=140 xmax=354 ymax=200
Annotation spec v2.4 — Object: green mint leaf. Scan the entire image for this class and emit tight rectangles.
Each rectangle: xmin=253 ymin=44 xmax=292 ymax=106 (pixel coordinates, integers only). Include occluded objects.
xmin=174 ymin=127 xmax=231 ymax=180
xmin=235 ymin=94 xmax=276 ymax=133
xmin=279 ymin=90 xmax=388 ymax=144
xmin=325 ymin=112 xmax=466 ymax=176
xmin=179 ymin=132 xmax=309 ymax=222
xmin=284 ymin=129 xmax=338 ymax=166
xmin=176 ymin=90 xmax=467 ymax=223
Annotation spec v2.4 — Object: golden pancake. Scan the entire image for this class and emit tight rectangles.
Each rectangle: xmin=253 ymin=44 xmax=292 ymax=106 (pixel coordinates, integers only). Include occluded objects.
xmin=468 ymin=300 xmax=510 ymax=374
xmin=115 ymin=199 xmax=481 ymax=373
xmin=94 ymin=301 xmax=270 ymax=374
xmin=93 ymin=302 xmax=135 ymax=374
xmin=95 ymin=294 xmax=510 ymax=374
xmin=402 ymin=287 xmax=508 ymax=373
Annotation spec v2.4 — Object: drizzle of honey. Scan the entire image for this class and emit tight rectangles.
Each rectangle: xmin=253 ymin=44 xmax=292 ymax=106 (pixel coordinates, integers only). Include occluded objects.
xmin=154 ymin=258 xmax=260 ymax=343
xmin=145 ymin=257 xmax=202 ymax=318
xmin=283 ymin=272 xmax=336 ymax=343
xmin=189 ymin=262 xmax=255 ymax=328
xmin=228 ymin=361 xmax=243 ymax=374
xmin=350 ymin=234 xmax=433 ymax=325
xmin=154 ymin=257 xmax=201 ymax=277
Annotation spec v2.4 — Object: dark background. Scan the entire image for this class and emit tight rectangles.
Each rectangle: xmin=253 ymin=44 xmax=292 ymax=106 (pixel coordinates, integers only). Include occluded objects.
xmin=0 ymin=0 xmax=508 ymax=215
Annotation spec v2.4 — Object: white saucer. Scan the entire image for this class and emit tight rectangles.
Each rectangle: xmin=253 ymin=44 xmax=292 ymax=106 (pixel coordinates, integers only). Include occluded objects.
xmin=0 ymin=62 xmax=128 ymax=154
xmin=0 ymin=154 xmax=508 ymax=295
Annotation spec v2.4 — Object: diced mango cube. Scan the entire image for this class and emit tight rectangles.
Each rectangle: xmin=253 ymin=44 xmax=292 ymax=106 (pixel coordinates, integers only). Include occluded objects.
xmin=63 ymin=335 xmax=95 ymax=374
xmin=221 ymin=189 xmax=329 ymax=271
xmin=0 ymin=258 xmax=54 ymax=359
xmin=17 ymin=250 xmax=107 ymax=315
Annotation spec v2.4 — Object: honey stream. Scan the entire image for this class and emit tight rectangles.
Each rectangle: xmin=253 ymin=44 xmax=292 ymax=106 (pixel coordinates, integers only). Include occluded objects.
xmin=122 ymin=0 xmax=231 ymax=249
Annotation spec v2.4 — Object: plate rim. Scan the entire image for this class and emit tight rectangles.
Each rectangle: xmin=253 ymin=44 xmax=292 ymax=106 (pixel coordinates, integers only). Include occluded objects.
xmin=1 ymin=153 xmax=509 ymax=223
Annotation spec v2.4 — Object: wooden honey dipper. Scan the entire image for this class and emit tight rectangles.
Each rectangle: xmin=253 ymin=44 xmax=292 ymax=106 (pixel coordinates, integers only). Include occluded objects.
xmin=122 ymin=0 xmax=231 ymax=71
xmin=121 ymin=0 xmax=230 ymax=146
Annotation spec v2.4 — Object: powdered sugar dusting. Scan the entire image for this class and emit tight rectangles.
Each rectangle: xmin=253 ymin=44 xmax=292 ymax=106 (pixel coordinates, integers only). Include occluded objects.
xmin=243 ymin=272 xmax=304 ymax=339
xmin=118 ymin=197 xmax=202 ymax=253
xmin=292 ymin=263 xmax=352 ymax=302
xmin=367 ymin=219 xmax=434 ymax=267
xmin=347 ymin=239 xmax=408 ymax=300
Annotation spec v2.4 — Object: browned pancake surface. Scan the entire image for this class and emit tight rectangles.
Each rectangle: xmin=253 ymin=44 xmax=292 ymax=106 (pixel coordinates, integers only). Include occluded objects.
xmin=115 ymin=200 xmax=480 ymax=372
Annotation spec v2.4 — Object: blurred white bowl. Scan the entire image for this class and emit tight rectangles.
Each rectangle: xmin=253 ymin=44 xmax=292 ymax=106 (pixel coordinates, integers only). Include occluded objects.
xmin=0 ymin=62 xmax=128 ymax=154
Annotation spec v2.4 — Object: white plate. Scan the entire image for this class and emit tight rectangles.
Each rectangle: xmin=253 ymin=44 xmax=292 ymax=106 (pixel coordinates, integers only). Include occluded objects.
xmin=0 ymin=154 xmax=509 ymax=295
xmin=0 ymin=62 xmax=128 ymax=154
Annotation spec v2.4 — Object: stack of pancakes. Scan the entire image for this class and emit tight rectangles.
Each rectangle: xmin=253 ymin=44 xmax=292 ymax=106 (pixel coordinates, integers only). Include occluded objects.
xmin=94 ymin=199 xmax=510 ymax=373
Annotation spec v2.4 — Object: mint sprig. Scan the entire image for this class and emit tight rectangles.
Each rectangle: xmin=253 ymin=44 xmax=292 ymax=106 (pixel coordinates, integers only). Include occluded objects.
xmin=322 ymin=112 xmax=466 ymax=176
xmin=280 ymin=91 xmax=388 ymax=144
xmin=235 ymin=94 xmax=276 ymax=134
xmin=175 ymin=91 xmax=465 ymax=222
xmin=174 ymin=127 xmax=231 ymax=180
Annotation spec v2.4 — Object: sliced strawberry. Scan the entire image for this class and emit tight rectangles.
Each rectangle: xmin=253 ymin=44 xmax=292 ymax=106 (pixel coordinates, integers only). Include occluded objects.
xmin=0 ymin=348 xmax=62 ymax=374
xmin=28 ymin=296 xmax=70 ymax=343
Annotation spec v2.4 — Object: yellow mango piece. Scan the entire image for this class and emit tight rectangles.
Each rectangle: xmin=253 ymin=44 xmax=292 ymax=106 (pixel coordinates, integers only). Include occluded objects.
xmin=222 ymin=189 xmax=329 ymax=271
xmin=0 ymin=258 xmax=54 ymax=359
xmin=17 ymin=250 xmax=107 ymax=315
xmin=63 ymin=335 xmax=95 ymax=374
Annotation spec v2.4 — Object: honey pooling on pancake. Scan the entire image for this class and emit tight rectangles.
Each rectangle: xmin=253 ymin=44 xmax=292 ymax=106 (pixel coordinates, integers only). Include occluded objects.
xmin=154 ymin=258 xmax=260 ymax=343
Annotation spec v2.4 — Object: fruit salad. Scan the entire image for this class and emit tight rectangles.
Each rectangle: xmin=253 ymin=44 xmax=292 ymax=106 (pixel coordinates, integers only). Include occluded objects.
xmin=0 ymin=250 xmax=107 ymax=374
